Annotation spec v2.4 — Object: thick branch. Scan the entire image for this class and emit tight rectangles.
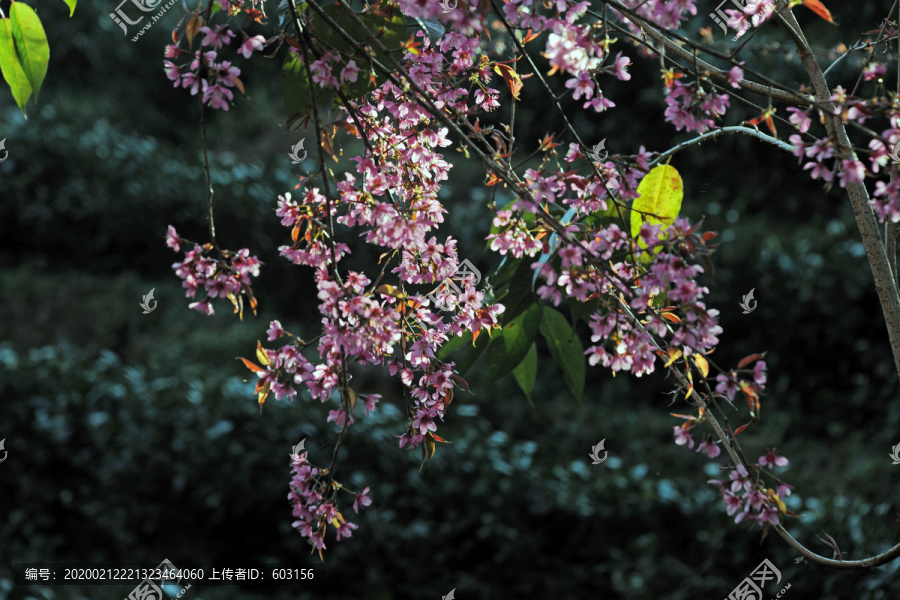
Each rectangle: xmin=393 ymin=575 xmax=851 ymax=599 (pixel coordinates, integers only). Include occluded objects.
xmin=775 ymin=0 xmax=900 ymax=383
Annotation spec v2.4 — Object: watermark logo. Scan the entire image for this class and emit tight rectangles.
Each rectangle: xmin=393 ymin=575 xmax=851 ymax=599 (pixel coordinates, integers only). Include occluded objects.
xmin=289 ymin=139 xmax=307 ymax=164
xmin=125 ymin=559 xmax=191 ymax=600
xmin=0 ymin=138 xmax=8 ymax=164
xmin=0 ymin=438 xmax=7 ymax=463
xmin=438 ymin=0 xmax=457 ymax=13
xmin=739 ymin=288 xmax=757 ymax=314
xmin=140 ymin=288 xmax=158 ymax=314
xmin=586 ymin=139 xmax=608 ymax=162
xmin=889 ymin=139 xmax=900 ymax=165
xmin=588 ymin=439 xmax=607 ymax=465
xmin=110 ymin=0 xmax=177 ymax=41
xmin=290 ymin=439 xmax=307 ymax=462
xmin=442 ymin=589 xmax=456 ymax=600
xmin=712 ymin=0 xmax=775 ymax=37
xmin=890 ymin=442 xmax=900 ymax=465
xmin=724 ymin=558 xmax=788 ymax=600
xmin=427 ymin=259 xmax=488 ymax=312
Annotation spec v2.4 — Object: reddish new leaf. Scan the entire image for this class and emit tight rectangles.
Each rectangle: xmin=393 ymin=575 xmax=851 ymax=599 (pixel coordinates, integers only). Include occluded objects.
xmin=802 ymin=0 xmax=836 ymax=24
xmin=738 ymin=353 xmax=765 ymax=369
xmin=185 ymin=15 xmax=203 ymax=49
xmin=522 ymin=28 xmax=541 ymax=43
xmin=238 ymin=357 xmax=265 ymax=373
xmin=494 ymin=63 xmax=523 ymax=101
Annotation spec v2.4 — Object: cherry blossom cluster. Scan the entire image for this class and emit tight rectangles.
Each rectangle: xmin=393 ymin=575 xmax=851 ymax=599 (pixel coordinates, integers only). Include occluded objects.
xmin=161 ymin=0 xmax=861 ymax=552
xmin=287 ymin=448 xmax=371 ymax=553
xmin=166 ymin=225 xmax=262 ymax=317
xmin=663 ymin=76 xmax=731 ymax=134
xmin=615 ymin=0 xmax=699 ymax=34
xmin=787 ymin=87 xmax=900 ymax=222
xmin=724 ymin=0 xmax=776 ymax=40
xmin=163 ymin=6 xmax=268 ymax=111
xmin=672 ymin=357 xmax=767 ymax=451
xmin=670 ymin=357 xmax=794 ymax=525
xmin=516 ymin=0 xmax=630 ymax=113
xmin=248 ymin=32 xmax=508 ymax=455
xmin=707 ymin=449 xmax=793 ymax=527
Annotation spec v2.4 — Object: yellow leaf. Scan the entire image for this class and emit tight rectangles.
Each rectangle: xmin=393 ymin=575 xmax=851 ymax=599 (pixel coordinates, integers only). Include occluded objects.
xmin=258 ymin=381 xmax=270 ymax=408
xmin=376 ymin=284 xmax=406 ymax=299
xmin=425 ymin=432 xmax=436 ymax=460
xmin=694 ymin=354 xmax=709 ymax=378
xmin=630 ymin=164 xmax=684 ymax=251
xmin=766 ymin=489 xmax=787 ymax=514
xmin=256 ymin=341 xmax=271 ymax=366
xmin=664 ymin=348 xmax=683 ymax=368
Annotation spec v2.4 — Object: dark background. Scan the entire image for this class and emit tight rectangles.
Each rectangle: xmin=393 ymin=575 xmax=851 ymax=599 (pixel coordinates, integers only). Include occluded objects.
xmin=1 ymin=0 xmax=899 ymax=598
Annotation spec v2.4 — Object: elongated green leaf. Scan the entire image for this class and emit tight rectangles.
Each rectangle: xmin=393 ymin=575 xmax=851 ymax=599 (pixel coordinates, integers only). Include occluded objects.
xmin=62 ymin=0 xmax=77 ymax=17
xmin=282 ymin=51 xmax=335 ymax=125
xmin=540 ymin=307 xmax=585 ymax=403
xmin=488 ymin=303 xmax=542 ymax=384
xmin=513 ymin=343 xmax=537 ymax=406
xmin=567 ymin=296 xmax=599 ymax=326
xmin=532 ymin=206 xmax=577 ymax=290
xmin=630 ymin=164 xmax=683 ymax=249
xmin=10 ymin=3 xmax=49 ymax=102
xmin=455 ymin=329 xmax=492 ymax=376
xmin=0 ymin=18 xmax=32 ymax=111
xmin=437 ymin=330 xmax=471 ymax=361
xmin=498 ymin=259 xmax=536 ymax=324
xmin=283 ymin=52 xmax=312 ymax=122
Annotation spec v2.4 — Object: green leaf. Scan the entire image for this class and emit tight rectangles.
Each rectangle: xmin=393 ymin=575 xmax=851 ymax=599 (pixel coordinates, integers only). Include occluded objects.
xmin=531 ymin=206 xmax=577 ymax=291
xmin=282 ymin=51 xmax=333 ymax=125
xmin=438 ymin=329 xmax=494 ymax=377
xmin=630 ymin=164 xmax=683 ymax=250
xmin=61 ymin=0 xmax=77 ymax=17
xmin=487 ymin=254 xmax=522 ymax=288
xmin=0 ymin=18 xmax=32 ymax=111
xmin=282 ymin=52 xmax=311 ymax=123
xmin=540 ymin=307 xmax=585 ymax=403
xmin=436 ymin=330 xmax=471 ymax=361
xmin=512 ymin=343 xmax=537 ymax=406
xmin=567 ymin=296 xmax=599 ymax=326
xmin=455 ymin=330 xmax=492 ymax=376
xmin=10 ymin=3 xmax=49 ymax=103
xmin=488 ymin=303 xmax=542 ymax=384
xmin=498 ymin=259 xmax=536 ymax=324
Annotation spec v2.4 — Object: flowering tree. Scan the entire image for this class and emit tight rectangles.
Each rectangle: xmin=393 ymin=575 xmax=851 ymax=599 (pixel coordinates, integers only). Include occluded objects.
xmin=133 ymin=0 xmax=900 ymax=567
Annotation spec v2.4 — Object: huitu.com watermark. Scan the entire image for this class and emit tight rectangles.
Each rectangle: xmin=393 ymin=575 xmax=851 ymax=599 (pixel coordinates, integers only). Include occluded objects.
xmin=125 ymin=558 xmax=191 ymax=600
xmin=723 ymin=558 xmax=789 ymax=600
xmin=109 ymin=0 xmax=178 ymax=42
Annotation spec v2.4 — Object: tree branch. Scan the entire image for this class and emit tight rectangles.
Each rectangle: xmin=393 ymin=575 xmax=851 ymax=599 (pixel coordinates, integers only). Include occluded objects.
xmin=649 ymin=126 xmax=798 ymax=168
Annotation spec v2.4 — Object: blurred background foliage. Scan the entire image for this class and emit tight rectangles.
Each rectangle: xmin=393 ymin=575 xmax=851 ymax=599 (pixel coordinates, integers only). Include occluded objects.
xmin=1 ymin=0 xmax=899 ymax=599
